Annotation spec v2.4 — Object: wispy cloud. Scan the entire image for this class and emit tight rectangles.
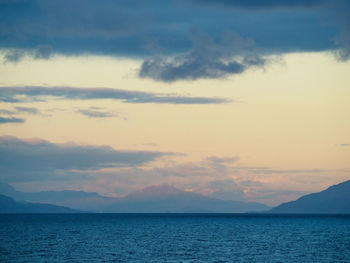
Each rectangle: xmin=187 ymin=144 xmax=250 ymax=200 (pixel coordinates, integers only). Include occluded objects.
xmin=77 ymin=109 xmax=115 ymax=118
xmin=0 ymin=86 xmax=231 ymax=104
xmin=0 ymin=109 xmax=16 ymax=115
xmin=205 ymin=156 xmax=240 ymax=164
xmin=0 ymin=106 xmax=39 ymax=124
xmin=0 ymin=116 xmax=25 ymax=124
xmin=76 ymin=107 xmax=125 ymax=119
xmin=14 ymin=106 xmax=39 ymax=115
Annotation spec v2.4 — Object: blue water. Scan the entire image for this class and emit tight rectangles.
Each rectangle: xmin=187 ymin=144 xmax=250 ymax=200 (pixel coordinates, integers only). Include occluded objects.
xmin=0 ymin=214 xmax=349 ymax=262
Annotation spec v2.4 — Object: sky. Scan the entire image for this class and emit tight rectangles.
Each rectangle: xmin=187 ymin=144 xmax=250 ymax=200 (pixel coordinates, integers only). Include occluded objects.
xmin=0 ymin=0 xmax=349 ymax=206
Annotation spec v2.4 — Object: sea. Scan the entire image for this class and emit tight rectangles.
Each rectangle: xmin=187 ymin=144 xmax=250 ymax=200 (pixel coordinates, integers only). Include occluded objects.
xmin=0 ymin=214 xmax=349 ymax=262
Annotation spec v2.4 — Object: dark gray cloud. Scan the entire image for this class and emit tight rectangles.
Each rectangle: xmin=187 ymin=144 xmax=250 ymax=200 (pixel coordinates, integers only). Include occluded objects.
xmin=3 ymin=46 xmax=53 ymax=63
xmin=0 ymin=116 xmax=25 ymax=124
xmin=0 ymin=0 xmax=338 ymax=56
xmin=0 ymin=136 xmax=167 ymax=182
xmin=330 ymin=1 xmax=350 ymax=61
xmin=140 ymin=31 xmax=266 ymax=82
xmin=33 ymin=45 xmax=53 ymax=59
xmin=0 ymin=86 xmax=231 ymax=104
xmin=0 ymin=0 xmax=349 ymax=80
xmin=3 ymin=50 xmax=25 ymax=63
xmin=340 ymin=144 xmax=349 ymax=147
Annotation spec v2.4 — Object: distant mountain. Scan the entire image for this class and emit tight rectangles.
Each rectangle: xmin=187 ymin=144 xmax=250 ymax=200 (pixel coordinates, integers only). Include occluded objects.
xmin=0 ymin=182 xmax=269 ymax=213
xmin=269 ymin=180 xmax=350 ymax=214
xmin=0 ymin=181 xmax=117 ymax=212
xmin=0 ymin=194 xmax=79 ymax=213
xmin=105 ymin=185 xmax=269 ymax=213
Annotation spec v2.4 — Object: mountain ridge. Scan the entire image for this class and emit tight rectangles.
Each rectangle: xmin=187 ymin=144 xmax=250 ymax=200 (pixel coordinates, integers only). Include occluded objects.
xmin=0 ymin=194 xmax=80 ymax=213
xmin=0 ymin=182 xmax=269 ymax=213
xmin=268 ymin=180 xmax=350 ymax=214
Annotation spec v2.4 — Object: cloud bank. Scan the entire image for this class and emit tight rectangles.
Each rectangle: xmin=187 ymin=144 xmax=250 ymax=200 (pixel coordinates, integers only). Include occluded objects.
xmin=1 ymin=0 xmax=349 ymax=80
xmin=0 ymin=86 xmax=231 ymax=104
xmin=0 ymin=136 xmax=167 ymax=182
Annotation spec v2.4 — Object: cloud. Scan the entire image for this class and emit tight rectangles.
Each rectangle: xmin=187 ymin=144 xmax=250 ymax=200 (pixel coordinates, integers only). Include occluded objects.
xmin=0 ymin=0 xmax=336 ymax=56
xmin=330 ymin=0 xmax=350 ymax=60
xmin=205 ymin=156 xmax=240 ymax=164
xmin=3 ymin=50 xmax=25 ymax=63
xmin=77 ymin=108 xmax=118 ymax=119
xmin=208 ymin=179 xmax=246 ymax=201
xmin=0 ymin=109 xmax=16 ymax=115
xmin=0 ymin=86 xmax=231 ymax=104
xmin=0 ymin=136 xmax=168 ymax=182
xmin=240 ymin=180 xmax=263 ymax=187
xmin=33 ymin=45 xmax=53 ymax=59
xmin=0 ymin=0 xmax=349 ymax=81
xmin=14 ymin=106 xmax=38 ymax=114
xmin=75 ymin=106 xmax=127 ymax=119
xmin=0 ymin=116 xmax=25 ymax=124
xmin=139 ymin=30 xmax=266 ymax=82
xmin=3 ymin=46 xmax=53 ymax=63
xmin=250 ymin=168 xmax=327 ymax=175
xmin=340 ymin=144 xmax=349 ymax=147
xmin=0 ymin=107 xmax=40 ymax=124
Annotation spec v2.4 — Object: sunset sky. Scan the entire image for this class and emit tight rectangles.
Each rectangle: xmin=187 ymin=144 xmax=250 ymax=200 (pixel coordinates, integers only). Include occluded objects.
xmin=0 ymin=0 xmax=349 ymax=206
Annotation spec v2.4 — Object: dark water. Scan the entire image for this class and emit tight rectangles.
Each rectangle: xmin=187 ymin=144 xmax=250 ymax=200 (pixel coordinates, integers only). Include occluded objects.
xmin=0 ymin=214 xmax=349 ymax=262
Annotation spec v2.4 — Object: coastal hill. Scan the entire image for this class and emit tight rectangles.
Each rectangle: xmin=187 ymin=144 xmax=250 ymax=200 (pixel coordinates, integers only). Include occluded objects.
xmin=0 ymin=194 xmax=79 ymax=213
xmin=269 ymin=180 xmax=350 ymax=214
xmin=0 ymin=181 xmax=116 ymax=212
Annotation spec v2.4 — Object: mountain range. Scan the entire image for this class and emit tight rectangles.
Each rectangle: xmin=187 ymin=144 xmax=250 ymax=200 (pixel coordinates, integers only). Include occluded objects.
xmin=0 ymin=182 xmax=268 ymax=213
xmin=1 ymin=180 xmax=349 ymax=214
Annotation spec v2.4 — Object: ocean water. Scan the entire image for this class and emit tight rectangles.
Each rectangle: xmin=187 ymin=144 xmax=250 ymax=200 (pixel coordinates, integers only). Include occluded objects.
xmin=0 ymin=214 xmax=349 ymax=262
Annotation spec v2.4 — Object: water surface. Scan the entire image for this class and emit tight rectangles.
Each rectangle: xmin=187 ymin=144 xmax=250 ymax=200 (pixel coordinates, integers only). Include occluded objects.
xmin=1 ymin=214 xmax=349 ymax=262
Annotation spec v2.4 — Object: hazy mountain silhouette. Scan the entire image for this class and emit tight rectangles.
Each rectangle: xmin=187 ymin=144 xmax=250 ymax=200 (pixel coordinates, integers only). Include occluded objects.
xmin=269 ymin=180 xmax=350 ymax=214
xmin=104 ymin=185 xmax=269 ymax=213
xmin=0 ymin=194 xmax=79 ymax=213
xmin=0 ymin=181 xmax=116 ymax=212
xmin=0 ymin=182 xmax=269 ymax=213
